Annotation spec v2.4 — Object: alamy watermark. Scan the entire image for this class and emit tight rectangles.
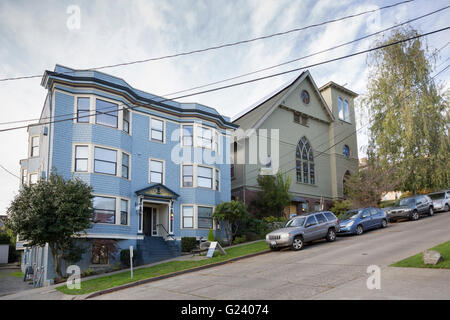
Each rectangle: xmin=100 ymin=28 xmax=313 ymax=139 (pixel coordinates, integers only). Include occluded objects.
xmin=366 ymin=265 xmax=381 ymax=290
xmin=66 ymin=5 xmax=81 ymax=30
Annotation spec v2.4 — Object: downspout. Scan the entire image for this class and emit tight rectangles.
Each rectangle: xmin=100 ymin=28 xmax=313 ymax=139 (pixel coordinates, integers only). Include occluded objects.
xmin=45 ymin=89 xmax=53 ymax=285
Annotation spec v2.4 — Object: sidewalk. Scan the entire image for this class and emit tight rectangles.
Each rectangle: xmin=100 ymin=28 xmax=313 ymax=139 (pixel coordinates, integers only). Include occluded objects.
xmin=0 ymin=240 xmax=265 ymax=300
xmin=310 ymin=266 xmax=450 ymax=300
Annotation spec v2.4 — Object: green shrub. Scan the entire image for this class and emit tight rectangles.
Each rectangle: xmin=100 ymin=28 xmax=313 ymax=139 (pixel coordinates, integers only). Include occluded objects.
xmin=120 ymin=249 xmax=137 ymax=267
xmin=262 ymin=216 xmax=287 ymax=224
xmin=215 ymin=236 xmax=229 ymax=247
xmin=232 ymin=235 xmax=247 ymax=245
xmin=242 ymin=231 xmax=261 ymax=241
xmin=330 ymin=200 xmax=352 ymax=218
xmin=208 ymin=229 xmax=214 ymax=241
xmin=181 ymin=237 xmax=197 ymax=252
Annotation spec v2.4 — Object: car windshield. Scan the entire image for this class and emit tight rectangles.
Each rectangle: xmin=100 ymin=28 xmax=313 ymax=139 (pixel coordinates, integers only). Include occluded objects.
xmin=428 ymin=193 xmax=444 ymax=200
xmin=340 ymin=210 xmax=361 ymax=220
xmin=394 ymin=198 xmax=415 ymax=206
xmin=285 ymin=217 xmax=306 ymax=227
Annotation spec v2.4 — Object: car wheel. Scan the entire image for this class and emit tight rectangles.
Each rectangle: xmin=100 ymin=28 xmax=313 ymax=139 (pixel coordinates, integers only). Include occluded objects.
xmin=381 ymin=219 xmax=388 ymax=228
xmin=445 ymin=204 xmax=450 ymax=212
xmin=326 ymin=228 xmax=336 ymax=242
xmin=410 ymin=210 xmax=419 ymax=221
xmin=356 ymin=225 xmax=364 ymax=235
xmin=429 ymin=207 xmax=434 ymax=216
xmin=291 ymin=236 xmax=304 ymax=251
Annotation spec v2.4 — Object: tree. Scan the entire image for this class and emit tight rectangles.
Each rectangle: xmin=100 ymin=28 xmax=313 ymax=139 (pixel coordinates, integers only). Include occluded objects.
xmin=344 ymin=159 xmax=401 ymax=208
xmin=330 ymin=200 xmax=352 ymax=218
xmin=6 ymin=173 xmax=93 ymax=279
xmin=250 ymin=171 xmax=291 ymax=218
xmin=213 ymin=200 xmax=249 ymax=244
xmin=363 ymin=26 xmax=450 ymax=193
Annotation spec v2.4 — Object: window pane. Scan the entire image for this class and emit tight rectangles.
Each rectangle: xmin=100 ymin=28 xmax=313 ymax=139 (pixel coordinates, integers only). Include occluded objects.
xmin=198 ymin=177 xmax=212 ymax=188
xmin=77 ymin=97 xmax=90 ymax=110
xmin=183 ymin=176 xmax=193 ymax=187
xmin=198 ymin=207 xmax=213 ymax=229
xmin=338 ymin=98 xmax=344 ymax=119
xmin=344 ymin=100 xmax=349 ymax=121
xmin=30 ymin=174 xmax=38 ymax=184
xmin=150 ymin=172 xmax=162 ymax=183
xmin=303 ymin=162 xmax=308 ymax=183
xmin=95 ymin=160 xmax=116 ymax=175
xmin=120 ymin=211 xmax=128 ymax=225
xmin=94 ymin=210 xmax=115 ymax=224
xmin=151 ymin=130 xmax=163 ymax=141
xmin=95 ymin=147 xmax=117 ymax=162
xmin=310 ymin=163 xmax=315 ymax=184
xmin=93 ymin=197 xmax=116 ymax=210
xmin=183 ymin=165 xmax=193 ymax=176
xmin=96 ymin=99 xmax=118 ymax=128
xmin=183 ymin=126 xmax=193 ymax=146
xmin=197 ymin=166 xmax=212 ymax=178
xmin=151 ymin=119 xmax=163 ymax=131
xmin=76 ymin=146 xmax=88 ymax=158
xmin=183 ymin=206 xmax=194 ymax=228
xmin=76 ymin=159 xmax=88 ymax=172
xmin=151 ymin=160 xmax=163 ymax=173
xmin=122 ymin=153 xmax=129 ymax=166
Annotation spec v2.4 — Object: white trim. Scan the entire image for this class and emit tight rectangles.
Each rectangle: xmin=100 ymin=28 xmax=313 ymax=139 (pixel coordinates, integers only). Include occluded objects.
xmin=180 ymin=203 xmax=216 ymax=230
xmin=149 ymin=158 xmax=165 ymax=184
xmin=29 ymin=134 xmax=40 ymax=158
xmin=76 ymin=233 xmax=144 ymax=240
xmin=149 ymin=115 xmax=166 ymax=144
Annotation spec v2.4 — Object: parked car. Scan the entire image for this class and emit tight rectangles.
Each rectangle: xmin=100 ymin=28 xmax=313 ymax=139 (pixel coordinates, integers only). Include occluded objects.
xmin=265 ymin=211 xmax=340 ymax=251
xmin=385 ymin=195 xmax=434 ymax=222
xmin=338 ymin=207 xmax=388 ymax=235
xmin=427 ymin=190 xmax=450 ymax=212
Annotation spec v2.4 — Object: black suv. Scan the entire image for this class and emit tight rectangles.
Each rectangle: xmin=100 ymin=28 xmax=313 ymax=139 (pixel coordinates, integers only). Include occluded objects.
xmin=385 ymin=195 xmax=434 ymax=222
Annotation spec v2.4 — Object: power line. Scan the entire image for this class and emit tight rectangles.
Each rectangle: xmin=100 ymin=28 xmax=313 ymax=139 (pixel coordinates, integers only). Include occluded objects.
xmin=0 ymin=25 xmax=449 ymax=134
xmin=245 ymin=60 xmax=450 ymax=182
xmin=1 ymin=5 xmax=447 ymax=127
xmin=433 ymin=63 xmax=450 ymax=78
xmin=163 ymin=5 xmax=449 ymax=97
xmin=0 ymin=164 xmax=20 ymax=180
xmin=0 ymin=0 xmax=415 ymax=83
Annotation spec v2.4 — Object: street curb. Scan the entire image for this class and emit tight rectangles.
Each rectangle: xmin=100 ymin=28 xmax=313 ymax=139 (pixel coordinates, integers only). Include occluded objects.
xmin=85 ymin=249 xmax=271 ymax=299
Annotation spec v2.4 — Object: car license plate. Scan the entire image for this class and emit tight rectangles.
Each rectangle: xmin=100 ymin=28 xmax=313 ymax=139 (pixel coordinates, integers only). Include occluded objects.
xmin=270 ymin=241 xmax=276 ymax=246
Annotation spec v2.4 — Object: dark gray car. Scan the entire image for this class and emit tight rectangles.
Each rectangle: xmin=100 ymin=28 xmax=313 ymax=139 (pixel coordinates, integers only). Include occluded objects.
xmin=265 ymin=211 xmax=340 ymax=251
xmin=385 ymin=195 xmax=434 ymax=222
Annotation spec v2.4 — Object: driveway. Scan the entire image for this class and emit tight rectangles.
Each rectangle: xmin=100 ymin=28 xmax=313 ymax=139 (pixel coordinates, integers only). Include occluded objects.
xmin=0 ymin=267 xmax=31 ymax=297
xmin=92 ymin=211 xmax=450 ymax=300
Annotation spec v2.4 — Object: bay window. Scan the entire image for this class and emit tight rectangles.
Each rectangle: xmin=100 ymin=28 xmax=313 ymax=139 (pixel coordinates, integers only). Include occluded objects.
xmin=120 ymin=199 xmax=128 ymax=225
xmin=122 ymin=153 xmax=129 ymax=179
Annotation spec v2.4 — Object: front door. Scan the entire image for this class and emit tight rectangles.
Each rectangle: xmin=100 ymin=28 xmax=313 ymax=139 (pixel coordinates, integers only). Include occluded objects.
xmin=143 ymin=207 xmax=158 ymax=236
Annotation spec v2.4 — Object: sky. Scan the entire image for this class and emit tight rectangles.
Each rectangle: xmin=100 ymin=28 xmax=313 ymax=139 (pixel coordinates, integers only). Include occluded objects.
xmin=0 ymin=0 xmax=449 ymax=215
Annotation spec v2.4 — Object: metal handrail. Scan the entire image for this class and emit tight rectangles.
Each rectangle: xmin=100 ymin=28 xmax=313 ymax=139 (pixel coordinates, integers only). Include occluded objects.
xmin=156 ymin=224 xmax=176 ymax=241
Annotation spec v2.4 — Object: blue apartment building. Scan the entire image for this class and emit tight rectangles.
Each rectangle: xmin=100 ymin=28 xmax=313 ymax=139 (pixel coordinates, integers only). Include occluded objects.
xmin=18 ymin=65 xmax=237 ymax=282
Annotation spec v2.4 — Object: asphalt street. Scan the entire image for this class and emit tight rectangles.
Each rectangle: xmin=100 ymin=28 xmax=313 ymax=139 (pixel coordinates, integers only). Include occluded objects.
xmin=93 ymin=211 xmax=450 ymax=300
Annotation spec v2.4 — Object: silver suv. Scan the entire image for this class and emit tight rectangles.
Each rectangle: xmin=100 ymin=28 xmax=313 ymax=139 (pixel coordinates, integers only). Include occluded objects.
xmin=265 ymin=211 xmax=340 ymax=251
xmin=428 ymin=190 xmax=450 ymax=212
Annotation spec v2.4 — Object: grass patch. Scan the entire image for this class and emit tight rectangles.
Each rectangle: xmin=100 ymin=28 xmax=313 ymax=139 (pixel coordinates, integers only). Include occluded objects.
xmin=391 ymin=241 xmax=450 ymax=269
xmin=10 ymin=271 xmax=24 ymax=278
xmin=57 ymin=240 xmax=269 ymax=295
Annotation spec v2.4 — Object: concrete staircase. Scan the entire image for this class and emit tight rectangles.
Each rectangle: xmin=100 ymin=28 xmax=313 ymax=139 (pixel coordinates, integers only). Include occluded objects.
xmin=136 ymin=236 xmax=180 ymax=265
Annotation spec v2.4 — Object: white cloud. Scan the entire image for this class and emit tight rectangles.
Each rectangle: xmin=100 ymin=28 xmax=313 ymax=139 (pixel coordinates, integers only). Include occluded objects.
xmin=0 ymin=0 xmax=448 ymax=213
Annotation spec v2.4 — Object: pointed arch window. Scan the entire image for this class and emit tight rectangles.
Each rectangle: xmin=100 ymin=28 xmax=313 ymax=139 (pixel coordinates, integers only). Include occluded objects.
xmin=296 ymin=136 xmax=315 ymax=184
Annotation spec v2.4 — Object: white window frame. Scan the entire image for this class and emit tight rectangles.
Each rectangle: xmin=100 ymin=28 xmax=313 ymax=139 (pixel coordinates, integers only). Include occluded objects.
xmin=21 ymin=168 xmax=28 ymax=186
xmin=181 ymin=164 xmax=194 ymax=188
xmin=29 ymin=172 xmax=38 ymax=185
xmin=29 ymin=135 xmax=40 ymax=158
xmin=338 ymin=97 xmax=344 ymax=120
xmin=181 ymin=204 xmax=195 ymax=229
xmin=149 ymin=158 xmax=165 ymax=184
xmin=181 ymin=124 xmax=194 ymax=147
xmin=75 ymin=96 xmax=91 ymax=124
xmin=343 ymin=99 xmax=350 ymax=122
xmin=149 ymin=116 xmax=166 ymax=143
xmin=196 ymin=165 xmax=213 ymax=189
xmin=74 ymin=145 xmax=89 ymax=172
xmin=195 ymin=125 xmax=213 ymax=150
